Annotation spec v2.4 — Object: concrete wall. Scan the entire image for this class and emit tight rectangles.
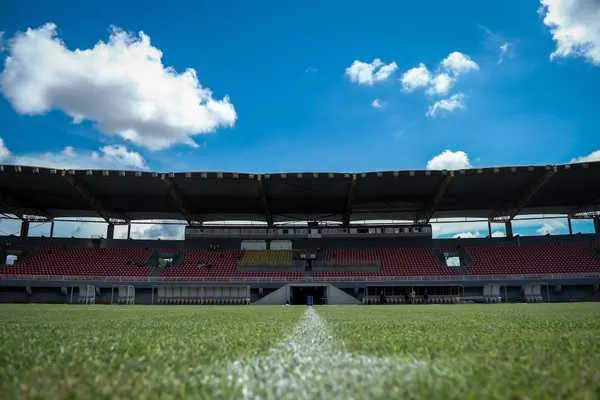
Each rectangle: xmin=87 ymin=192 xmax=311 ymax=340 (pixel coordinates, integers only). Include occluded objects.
xmin=326 ymin=285 xmax=361 ymax=304
xmin=254 ymin=284 xmax=361 ymax=305
xmin=254 ymin=285 xmax=290 ymax=305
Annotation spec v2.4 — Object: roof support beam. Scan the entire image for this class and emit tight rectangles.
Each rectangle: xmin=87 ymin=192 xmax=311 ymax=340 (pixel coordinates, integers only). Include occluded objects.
xmin=20 ymin=220 xmax=30 ymax=238
xmin=161 ymin=174 xmax=197 ymax=224
xmin=509 ymin=167 xmax=557 ymax=220
xmin=491 ymin=167 xmax=557 ymax=221
xmin=343 ymin=174 xmax=356 ymax=226
xmin=505 ymin=220 xmax=513 ymax=238
xmin=62 ymin=173 xmax=125 ymax=222
xmin=106 ymin=223 xmax=115 ymax=240
xmin=416 ymin=172 xmax=454 ymax=223
xmin=257 ymin=176 xmax=273 ymax=226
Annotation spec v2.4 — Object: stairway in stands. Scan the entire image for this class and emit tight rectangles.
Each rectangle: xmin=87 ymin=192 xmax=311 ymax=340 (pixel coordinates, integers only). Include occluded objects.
xmin=149 ymin=248 xmax=183 ymax=277
xmin=146 ymin=249 xmax=162 ymax=277
xmin=456 ymin=247 xmax=473 ymax=276
xmin=304 ymin=269 xmax=314 ymax=282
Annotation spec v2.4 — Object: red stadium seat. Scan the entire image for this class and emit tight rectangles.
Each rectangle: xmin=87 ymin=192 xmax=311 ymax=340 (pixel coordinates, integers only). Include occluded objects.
xmin=2 ymin=239 xmax=599 ymax=281
xmin=466 ymin=242 xmax=600 ymax=275
xmin=314 ymin=247 xmax=456 ymax=279
xmin=1 ymin=247 xmax=152 ymax=277
xmin=160 ymin=250 xmax=303 ymax=281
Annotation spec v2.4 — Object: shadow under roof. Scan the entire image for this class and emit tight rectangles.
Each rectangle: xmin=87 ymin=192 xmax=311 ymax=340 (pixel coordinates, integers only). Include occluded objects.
xmin=0 ymin=162 xmax=598 ymax=222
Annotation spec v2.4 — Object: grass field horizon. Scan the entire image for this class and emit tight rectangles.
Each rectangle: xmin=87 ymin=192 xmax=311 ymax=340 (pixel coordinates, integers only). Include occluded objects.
xmin=1 ymin=303 xmax=599 ymax=399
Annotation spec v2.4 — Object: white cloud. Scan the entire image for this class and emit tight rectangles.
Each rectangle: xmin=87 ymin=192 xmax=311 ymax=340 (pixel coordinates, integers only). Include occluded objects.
xmin=431 ymin=216 xmax=569 ymax=239
xmin=514 ymin=217 xmax=568 ymax=236
xmin=431 ymin=219 xmax=489 ymax=238
xmin=116 ymin=221 xmax=184 ymax=240
xmin=452 ymin=231 xmax=482 ymax=239
xmin=435 ymin=226 xmax=505 ymax=239
xmin=345 ymin=58 xmax=398 ymax=85
xmin=400 ymin=51 xmax=477 ymax=115
xmin=426 ymin=93 xmax=466 ymax=117
xmin=400 ymin=63 xmax=432 ymax=92
xmin=0 ymin=31 xmax=5 ymax=52
xmin=570 ymin=150 xmax=600 ymax=163
xmin=426 ymin=73 xmax=454 ymax=96
xmin=536 ymin=220 xmax=567 ymax=235
xmin=540 ymin=0 xmax=600 ymax=65
xmin=537 ymin=223 xmax=553 ymax=235
xmin=481 ymin=26 xmax=513 ymax=64
xmin=441 ymin=51 xmax=479 ymax=75
xmin=371 ymin=99 xmax=384 ymax=109
xmin=16 ymin=145 xmax=147 ymax=170
xmin=441 ymin=51 xmax=480 ymax=76
xmin=1 ymin=137 xmax=147 ymax=169
xmin=426 ymin=149 xmax=472 ymax=170
xmin=373 ymin=61 xmax=398 ymax=82
xmin=64 ymin=222 xmax=107 ymax=239
xmin=0 ymin=23 xmax=237 ymax=150
xmin=499 ymin=42 xmax=510 ymax=63
xmin=0 ymin=137 xmax=11 ymax=161
xmin=480 ymin=25 xmax=514 ymax=64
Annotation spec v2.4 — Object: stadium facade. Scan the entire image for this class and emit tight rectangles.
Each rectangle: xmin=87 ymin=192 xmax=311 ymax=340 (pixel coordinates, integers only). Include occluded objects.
xmin=1 ymin=162 xmax=599 ymax=305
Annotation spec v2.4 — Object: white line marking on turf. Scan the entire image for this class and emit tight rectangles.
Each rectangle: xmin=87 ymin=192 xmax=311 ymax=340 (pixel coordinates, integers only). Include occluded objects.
xmin=211 ymin=307 xmax=434 ymax=399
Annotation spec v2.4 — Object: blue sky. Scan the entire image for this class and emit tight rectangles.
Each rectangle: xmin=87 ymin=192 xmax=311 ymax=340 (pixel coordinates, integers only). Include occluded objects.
xmin=0 ymin=0 xmax=599 ymax=239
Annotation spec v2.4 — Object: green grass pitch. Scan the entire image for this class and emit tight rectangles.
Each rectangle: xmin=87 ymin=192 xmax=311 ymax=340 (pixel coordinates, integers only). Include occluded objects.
xmin=1 ymin=303 xmax=599 ymax=399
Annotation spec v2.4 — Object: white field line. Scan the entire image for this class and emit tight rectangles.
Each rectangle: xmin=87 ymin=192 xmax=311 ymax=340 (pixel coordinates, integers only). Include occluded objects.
xmin=210 ymin=307 xmax=435 ymax=399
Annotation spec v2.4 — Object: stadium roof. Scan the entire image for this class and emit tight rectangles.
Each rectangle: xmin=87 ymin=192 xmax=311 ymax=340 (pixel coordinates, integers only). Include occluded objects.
xmin=0 ymin=162 xmax=599 ymax=223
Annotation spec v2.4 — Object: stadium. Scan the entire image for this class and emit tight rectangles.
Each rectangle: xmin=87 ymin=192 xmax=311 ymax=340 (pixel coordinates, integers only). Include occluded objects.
xmin=2 ymin=162 xmax=600 ymax=305
xmin=2 ymin=1 xmax=600 ymax=397
xmin=1 ymin=161 xmax=600 ymax=398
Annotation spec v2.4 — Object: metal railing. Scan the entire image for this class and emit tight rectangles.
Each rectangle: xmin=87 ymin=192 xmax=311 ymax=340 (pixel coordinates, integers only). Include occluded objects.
xmin=1 ymin=272 xmax=599 ymax=284
xmin=308 ymin=273 xmax=600 ymax=282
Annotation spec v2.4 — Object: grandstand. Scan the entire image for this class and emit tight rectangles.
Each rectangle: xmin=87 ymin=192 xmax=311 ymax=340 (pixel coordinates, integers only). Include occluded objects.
xmin=239 ymin=250 xmax=294 ymax=266
xmin=2 ymin=247 xmax=152 ymax=277
xmin=1 ymin=162 xmax=600 ymax=305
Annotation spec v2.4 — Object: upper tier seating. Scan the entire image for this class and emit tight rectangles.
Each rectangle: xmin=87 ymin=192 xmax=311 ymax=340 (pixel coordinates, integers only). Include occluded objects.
xmin=239 ymin=250 xmax=293 ymax=266
xmin=158 ymin=248 xmax=179 ymax=255
xmin=1 ymin=247 xmax=152 ymax=277
xmin=160 ymin=250 xmax=303 ymax=281
xmin=324 ymin=249 xmax=377 ymax=266
xmin=466 ymin=243 xmax=600 ymax=275
xmin=315 ymin=247 xmax=456 ymax=278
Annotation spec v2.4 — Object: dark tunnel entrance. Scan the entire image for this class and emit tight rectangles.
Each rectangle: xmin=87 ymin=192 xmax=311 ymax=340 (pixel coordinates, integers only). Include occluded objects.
xmin=291 ymin=286 xmax=327 ymax=305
